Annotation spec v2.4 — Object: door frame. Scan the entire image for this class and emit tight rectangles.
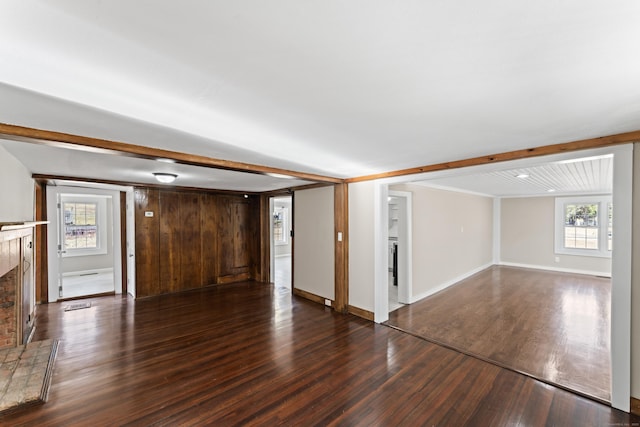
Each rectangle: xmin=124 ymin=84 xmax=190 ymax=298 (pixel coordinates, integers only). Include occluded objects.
xmin=388 ymin=190 xmax=412 ymax=306
xmin=45 ymin=183 xmax=135 ymax=302
xmin=269 ymin=194 xmax=293 ymax=288
xmin=373 ymin=144 xmax=633 ymax=412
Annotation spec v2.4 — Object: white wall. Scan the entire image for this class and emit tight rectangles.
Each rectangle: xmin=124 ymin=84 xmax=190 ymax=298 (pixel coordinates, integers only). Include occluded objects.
xmin=293 ymin=186 xmax=334 ymax=300
xmin=391 ymin=184 xmax=494 ymax=301
xmin=500 ymin=196 xmax=611 ymax=276
xmin=632 ymin=142 xmax=640 ymax=399
xmin=0 ymin=144 xmax=34 ymax=222
xmin=348 ymin=181 xmax=375 ymax=312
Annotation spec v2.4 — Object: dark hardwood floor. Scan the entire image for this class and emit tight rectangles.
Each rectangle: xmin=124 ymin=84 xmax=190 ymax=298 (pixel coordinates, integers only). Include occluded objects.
xmin=387 ymin=265 xmax=611 ymax=403
xmin=1 ymin=281 xmax=636 ymax=426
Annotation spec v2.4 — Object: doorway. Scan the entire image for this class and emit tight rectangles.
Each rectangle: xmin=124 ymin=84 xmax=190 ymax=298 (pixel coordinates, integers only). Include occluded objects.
xmin=373 ymin=144 xmax=633 ymax=411
xmin=46 ymin=184 xmax=129 ymax=301
xmin=270 ymin=196 xmax=292 ymax=289
xmin=387 ymin=190 xmax=411 ymax=312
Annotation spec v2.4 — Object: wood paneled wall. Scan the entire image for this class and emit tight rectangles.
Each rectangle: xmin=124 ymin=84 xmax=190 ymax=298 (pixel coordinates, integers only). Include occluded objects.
xmin=134 ymin=187 xmax=260 ymax=298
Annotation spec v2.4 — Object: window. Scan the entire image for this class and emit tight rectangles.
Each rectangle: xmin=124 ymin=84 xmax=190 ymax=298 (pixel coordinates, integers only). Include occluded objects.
xmin=64 ymin=202 xmax=98 ymax=249
xmin=273 ymin=206 xmax=288 ymax=245
xmin=61 ymin=195 xmax=109 ymax=257
xmin=554 ymin=196 xmax=612 ymax=258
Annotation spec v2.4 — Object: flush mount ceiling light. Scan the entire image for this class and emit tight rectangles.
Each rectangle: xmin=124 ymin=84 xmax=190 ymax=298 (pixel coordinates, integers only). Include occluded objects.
xmin=153 ymin=172 xmax=178 ymax=183
xmin=266 ymin=172 xmax=295 ymax=179
xmin=516 ymin=173 xmax=530 ymax=179
xmin=156 ymin=158 xmax=176 ymax=163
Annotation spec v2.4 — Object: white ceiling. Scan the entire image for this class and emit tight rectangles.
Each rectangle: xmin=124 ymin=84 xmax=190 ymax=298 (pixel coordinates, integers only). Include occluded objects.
xmin=0 ymin=139 xmax=311 ymax=192
xmin=411 ymin=154 xmax=613 ymax=197
xmin=1 ymin=1 xmax=639 ymax=190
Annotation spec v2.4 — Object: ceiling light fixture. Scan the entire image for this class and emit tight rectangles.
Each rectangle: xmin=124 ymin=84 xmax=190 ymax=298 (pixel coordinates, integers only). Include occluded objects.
xmin=266 ymin=172 xmax=295 ymax=179
xmin=516 ymin=173 xmax=529 ymax=179
xmin=547 ymin=189 xmax=556 ymax=193
xmin=153 ymin=172 xmax=178 ymax=183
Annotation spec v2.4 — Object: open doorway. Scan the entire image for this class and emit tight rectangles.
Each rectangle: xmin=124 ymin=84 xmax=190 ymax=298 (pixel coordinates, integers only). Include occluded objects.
xmin=387 ymin=190 xmax=411 ymax=312
xmin=46 ymin=184 xmax=134 ymax=301
xmin=270 ymin=196 xmax=292 ymax=289
xmin=374 ymin=145 xmax=633 ymax=411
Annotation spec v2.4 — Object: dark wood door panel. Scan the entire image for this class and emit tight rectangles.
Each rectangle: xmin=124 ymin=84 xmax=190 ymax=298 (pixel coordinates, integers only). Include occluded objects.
xmin=159 ymin=191 xmax=182 ymax=294
xmin=200 ymin=194 xmax=218 ymax=286
xmin=134 ymin=188 xmax=261 ymax=296
xmin=232 ymin=201 xmax=250 ymax=270
xmin=134 ymin=188 xmax=160 ymax=298
xmin=180 ymin=192 xmax=202 ymax=288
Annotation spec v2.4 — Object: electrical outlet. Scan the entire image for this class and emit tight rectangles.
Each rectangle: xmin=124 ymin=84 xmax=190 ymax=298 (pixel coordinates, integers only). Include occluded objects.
xmin=325 ymin=299 xmax=332 ymax=307
xmin=555 ymin=256 xmax=560 ymax=263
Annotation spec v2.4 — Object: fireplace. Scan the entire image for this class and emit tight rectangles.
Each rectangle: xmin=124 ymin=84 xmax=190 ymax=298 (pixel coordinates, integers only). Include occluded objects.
xmin=0 ymin=267 xmax=18 ymax=348
xmin=0 ymin=223 xmax=40 ymax=350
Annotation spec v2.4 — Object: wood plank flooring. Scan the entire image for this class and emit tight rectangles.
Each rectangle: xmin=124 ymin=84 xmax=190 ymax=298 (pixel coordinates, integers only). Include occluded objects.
xmin=1 ymin=281 xmax=635 ymax=426
xmin=387 ymin=265 xmax=611 ymax=403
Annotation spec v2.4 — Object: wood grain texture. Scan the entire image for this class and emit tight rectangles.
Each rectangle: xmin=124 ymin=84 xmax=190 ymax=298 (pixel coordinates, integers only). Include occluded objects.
xmin=387 ymin=265 xmax=612 ymax=403
xmin=293 ymin=287 xmax=328 ymax=306
xmin=347 ymin=130 xmax=640 ymax=182
xmin=1 ymin=123 xmax=342 ymax=183
xmin=257 ymin=195 xmax=270 ymax=283
xmin=34 ymin=181 xmax=48 ymax=304
xmin=119 ymin=192 xmax=127 ymax=295
xmin=135 ymin=188 xmax=261 ymax=297
xmin=134 ymin=188 xmax=160 ymax=297
xmin=200 ymin=193 xmax=218 ymax=286
xmin=159 ymin=191 xmax=182 ymax=294
xmin=0 ymin=284 xmax=636 ymax=425
xmin=348 ymin=305 xmax=374 ymax=321
xmin=179 ymin=193 xmax=202 ymax=288
xmin=632 ymin=397 xmax=640 ymax=416
xmin=334 ymin=183 xmax=349 ymax=313
xmin=216 ymin=196 xmax=256 ymax=282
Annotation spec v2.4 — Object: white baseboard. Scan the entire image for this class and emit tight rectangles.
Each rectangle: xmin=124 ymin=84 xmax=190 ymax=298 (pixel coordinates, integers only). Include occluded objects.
xmin=410 ymin=262 xmax=493 ymax=304
xmin=275 ymin=253 xmax=292 ymax=258
xmin=499 ymin=261 xmax=611 ymax=278
xmin=62 ymin=267 xmax=114 ymax=278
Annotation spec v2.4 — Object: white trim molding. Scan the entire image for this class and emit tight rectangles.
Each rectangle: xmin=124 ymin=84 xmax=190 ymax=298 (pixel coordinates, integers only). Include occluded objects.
xmin=410 ymin=263 xmax=493 ymax=304
xmin=499 ymin=261 xmax=611 ymax=278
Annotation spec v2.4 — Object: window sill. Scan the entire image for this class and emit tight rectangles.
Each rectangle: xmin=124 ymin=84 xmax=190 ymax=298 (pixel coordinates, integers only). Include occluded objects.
xmin=554 ymin=249 xmax=611 ymax=259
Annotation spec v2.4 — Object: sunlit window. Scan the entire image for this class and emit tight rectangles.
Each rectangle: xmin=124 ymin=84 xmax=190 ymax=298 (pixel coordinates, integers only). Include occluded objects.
xmin=554 ymin=196 xmax=612 ymax=258
xmin=64 ymin=202 xmax=98 ymax=249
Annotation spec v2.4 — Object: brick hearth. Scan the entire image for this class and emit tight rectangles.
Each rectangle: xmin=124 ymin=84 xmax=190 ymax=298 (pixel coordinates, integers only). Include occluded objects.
xmin=0 ymin=267 xmax=18 ymax=350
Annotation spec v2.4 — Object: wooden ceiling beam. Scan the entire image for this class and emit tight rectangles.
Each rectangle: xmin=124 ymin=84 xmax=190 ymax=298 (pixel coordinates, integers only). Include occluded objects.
xmin=346 ymin=130 xmax=640 ymax=183
xmin=0 ymin=123 xmax=344 ymax=184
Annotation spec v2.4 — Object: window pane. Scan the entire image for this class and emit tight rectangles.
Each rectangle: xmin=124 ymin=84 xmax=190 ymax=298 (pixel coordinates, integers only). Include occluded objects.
xmin=273 ymin=208 xmax=286 ymax=244
xmin=563 ymin=203 xmax=599 ymax=250
xmin=64 ymin=202 xmax=98 ymax=250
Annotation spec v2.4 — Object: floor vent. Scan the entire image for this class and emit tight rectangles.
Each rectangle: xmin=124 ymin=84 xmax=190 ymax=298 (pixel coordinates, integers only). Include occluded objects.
xmin=64 ymin=302 xmax=91 ymax=312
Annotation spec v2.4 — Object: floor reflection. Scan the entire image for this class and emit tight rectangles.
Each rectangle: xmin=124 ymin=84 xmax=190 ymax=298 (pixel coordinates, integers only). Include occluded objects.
xmin=386 ymin=265 xmax=611 ymax=402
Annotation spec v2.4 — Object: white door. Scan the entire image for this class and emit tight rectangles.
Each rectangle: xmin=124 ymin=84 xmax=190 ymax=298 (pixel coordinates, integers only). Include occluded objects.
xmin=47 ymin=186 xmax=120 ymax=301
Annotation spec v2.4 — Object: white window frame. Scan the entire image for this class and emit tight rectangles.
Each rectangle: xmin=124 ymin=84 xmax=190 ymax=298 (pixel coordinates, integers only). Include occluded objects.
xmin=61 ymin=195 xmax=109 ymax=258
xmin=554 ymin=195 xmax=612 ymax=258
xmin=273 ymin=206 xmax=288 ymax=246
